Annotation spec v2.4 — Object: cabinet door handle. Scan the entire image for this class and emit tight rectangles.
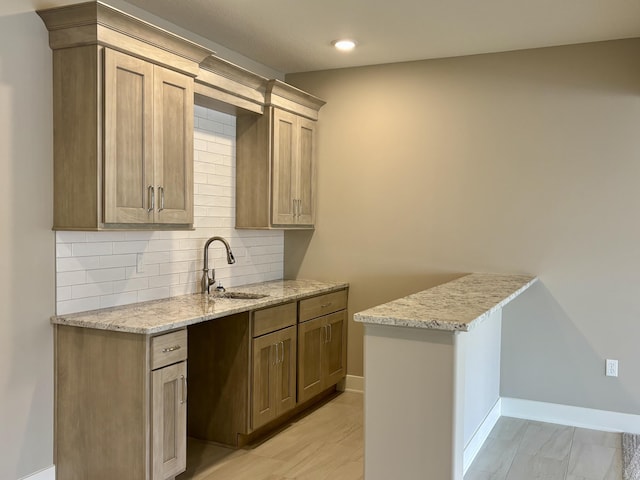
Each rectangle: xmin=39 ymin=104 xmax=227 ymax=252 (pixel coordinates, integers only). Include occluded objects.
xmin=158 ymin=186 xmax=165 ymax=212
xmin=296 ymin=199 xmax=301 ymax=218
xmin=162 ymin=345 xmax=181 ymax=353
xmin=148 ymin=185 xmax=155 ymax=213
xmin=273 ymin=342 xmax=279 ymax=365
xmin=181 ymin=375 xmax=187 ymax=405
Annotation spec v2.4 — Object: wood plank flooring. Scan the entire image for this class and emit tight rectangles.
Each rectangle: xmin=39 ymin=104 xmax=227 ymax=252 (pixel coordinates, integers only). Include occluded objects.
xmin=177 ymin=391 xmax=622 ymax=480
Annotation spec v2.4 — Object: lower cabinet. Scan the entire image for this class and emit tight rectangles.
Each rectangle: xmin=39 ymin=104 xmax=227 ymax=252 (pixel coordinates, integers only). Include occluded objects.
xmin=298 ymin=309 xmax=348 ymax=404
xmin=252 ymin=325 xmax=297 ymax=429
xmin=54 ymin=326 xmax=187 ymax=480
xmin=152 ymin=361 xmax=187 ymax=480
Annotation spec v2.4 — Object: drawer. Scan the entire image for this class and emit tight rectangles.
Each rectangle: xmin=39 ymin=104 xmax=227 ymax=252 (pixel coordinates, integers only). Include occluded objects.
xmin=299 ymin=289 xmax=347 ymax=323
xmin=253 ymin=302 xmax=297 ymax=337
xmin=151 ymin=329 xmax=187 ymax=370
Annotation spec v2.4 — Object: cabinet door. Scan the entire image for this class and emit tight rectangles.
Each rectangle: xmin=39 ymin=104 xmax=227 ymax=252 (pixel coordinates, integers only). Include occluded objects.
xmin=153 ymin=66 xmax=194 ymax=224
xmin=152 ymin=361 xmax=187 ymax=480
xmin=104 ymin=49 xmax=154 ymax=224
xmin=275 ymin=326 xmax=297 ymax=417
xmin=297 ymin=316 xmax=324 ymax=404
xmin=323 ymin=310 xmax=347 ymax=388
xmin=252 ymin=326 xmax=297 ymax=429
xmin=296 ymin=117 xmax=316 ymax=226
xmin=252 ymin=333 xmax=276 ymax=429
xmin=271 ymin=108 xmax=297 ymax=225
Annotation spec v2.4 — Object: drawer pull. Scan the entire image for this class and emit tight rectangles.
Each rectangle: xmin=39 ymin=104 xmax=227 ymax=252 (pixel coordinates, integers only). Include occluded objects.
xmin=321 ymin=302 xmax=332 ymax=308
xmin=162 ymin=345 xmax=182 ymax=353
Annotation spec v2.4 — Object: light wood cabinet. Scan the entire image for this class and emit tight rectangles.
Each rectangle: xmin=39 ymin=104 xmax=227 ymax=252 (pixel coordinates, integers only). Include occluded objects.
xmin=54 ymin=326 xmax=187 ymax=480
xmin=39 ymin=2 xmax=207 ymax=230
xmin=298 ymin=294 xmax=348 ymax=404
xmin=103 ymin=49 xmax=194 ymax=226
xmin=236 ymin=81 xmax=325 ymax=229
xmin=252 ymin=325 xmax=297 ymax=429
xmin=152 ymin=361 xmax=187 ymax=480
xmin=50 ymin=46 xmax=194 ymax=230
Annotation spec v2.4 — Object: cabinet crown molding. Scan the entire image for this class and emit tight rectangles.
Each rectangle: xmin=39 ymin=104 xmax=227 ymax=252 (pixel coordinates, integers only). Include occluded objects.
xmin=266 ymin=79 xmax=326 ymax=120
xmin=37 ymin=1 xmax=212 ymax=76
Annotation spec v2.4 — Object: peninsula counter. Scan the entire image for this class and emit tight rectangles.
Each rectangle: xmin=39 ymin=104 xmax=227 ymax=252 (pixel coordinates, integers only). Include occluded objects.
xmin=354 ymin=273 xmax=537 ymax=480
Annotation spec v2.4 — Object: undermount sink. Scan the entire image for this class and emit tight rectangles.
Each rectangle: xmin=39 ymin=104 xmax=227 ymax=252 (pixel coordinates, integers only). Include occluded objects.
xmin=209 ymin=291 xmax=269 ymax=300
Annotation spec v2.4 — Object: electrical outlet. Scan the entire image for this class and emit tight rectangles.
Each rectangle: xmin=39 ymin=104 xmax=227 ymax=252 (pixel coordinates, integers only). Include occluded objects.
xmin=606 ymin=359 xmax=618 ymax=377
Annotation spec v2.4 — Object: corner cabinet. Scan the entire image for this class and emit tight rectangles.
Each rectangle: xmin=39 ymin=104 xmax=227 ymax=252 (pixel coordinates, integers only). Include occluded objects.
xmin=236 ymin=80 xmax=326 ymax=229
xmin=38 ymin=2 xmax=210 ymax=230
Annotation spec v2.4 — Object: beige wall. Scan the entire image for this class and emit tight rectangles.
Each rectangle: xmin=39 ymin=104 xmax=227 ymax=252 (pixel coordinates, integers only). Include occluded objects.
xmin=285 ymin=38 xmax=640 ymax=414
xmin=0 ymin=11 xmax=55 ymax=479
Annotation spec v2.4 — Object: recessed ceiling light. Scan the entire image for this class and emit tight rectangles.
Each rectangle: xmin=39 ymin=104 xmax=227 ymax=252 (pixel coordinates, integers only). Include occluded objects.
xmin=332 ymin=39 xmax=356 ymax=52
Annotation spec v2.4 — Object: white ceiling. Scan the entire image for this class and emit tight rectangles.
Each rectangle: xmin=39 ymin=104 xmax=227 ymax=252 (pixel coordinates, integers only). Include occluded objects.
xmin=123 ymin=0 xmax=640 ymax=73
xmin=9 ymin=0 xmax=640 ymax=74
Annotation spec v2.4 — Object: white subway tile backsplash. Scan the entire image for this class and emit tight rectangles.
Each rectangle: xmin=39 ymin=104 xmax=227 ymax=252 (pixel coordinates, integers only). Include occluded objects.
xmin=72 ymin=282 xmax=114 ymax=299
xmin=99 ymin=254 xmax=137 ymax=268
xmin=86 ymin=267 xmax=126 ymax=283
xmin=149 ymin=274 xmax=181 ymax=288
xmin=57 ymin=286 xmax=72 ymax=301
xmin=113 ymin=241 xmax=148 ymax=254
xmin=55 ymin=107 xmax=284 ymax=315
xmin=57 ymin=270 xmax=86 ymax=286
xmin=113 ymin=277 xmax=149 ymax=293
xmin=56 ymin=231 xmax=87 ymax=243
xmin=57 ymin=297 xmax=101 ymax=315
xmin=138 ymin=287 xmax=171 ymax=302
xmin=72 ymin=242 xmax=113 ymax=257
xmin=56 ymin=243 xmax=72 ymax=258
xmin=57 ymin=256 xmax=100 ymax=272
xmin=100 ymin=292 xmax=138 ymax=309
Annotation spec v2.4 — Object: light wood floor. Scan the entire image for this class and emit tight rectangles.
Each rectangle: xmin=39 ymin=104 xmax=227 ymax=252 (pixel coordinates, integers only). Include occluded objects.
xmin=177 ymin=391 xmax=622 ymax=480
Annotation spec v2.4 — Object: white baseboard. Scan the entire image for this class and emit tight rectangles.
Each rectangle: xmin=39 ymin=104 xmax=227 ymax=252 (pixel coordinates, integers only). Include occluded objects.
xmin=343 ymin=374 xmax=364 ymax=393
xmin=502 ymin=397 xmax=640 ymax=434
xmin=463 ymin=398 xmax=501 ymax=474
xmin=20 ymin=466 xmax=55 ymax=480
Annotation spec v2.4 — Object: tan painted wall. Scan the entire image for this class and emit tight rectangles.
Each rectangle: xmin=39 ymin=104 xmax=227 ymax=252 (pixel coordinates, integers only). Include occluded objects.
xmin=0 ymin=11 xmax=55 ymax=479
xmin=285 ymin=38 xmax=640 ymax=414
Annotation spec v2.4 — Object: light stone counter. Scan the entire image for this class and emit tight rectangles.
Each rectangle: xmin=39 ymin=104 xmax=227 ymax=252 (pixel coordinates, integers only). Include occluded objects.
xmin=354 ymin=273 xmax=536 ymax=331
xmin=52 ymin=279 xmax=348 ymax=334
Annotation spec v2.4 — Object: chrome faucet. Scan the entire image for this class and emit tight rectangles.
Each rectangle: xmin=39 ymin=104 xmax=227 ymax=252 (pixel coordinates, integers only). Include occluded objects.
xmin=202 ymin=236 xmax=236 ymax=294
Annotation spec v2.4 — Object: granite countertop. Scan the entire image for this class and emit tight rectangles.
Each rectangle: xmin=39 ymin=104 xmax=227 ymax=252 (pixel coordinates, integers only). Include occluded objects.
xmin=52 ymin=279 xmax=348 ymax=334
xmin=353 ymin=273 xmax=536 ymax=332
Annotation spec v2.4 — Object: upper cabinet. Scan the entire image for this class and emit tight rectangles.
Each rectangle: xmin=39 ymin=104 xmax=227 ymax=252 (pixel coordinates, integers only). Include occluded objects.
xmin=39 ymin=2 xmax=327 ymax=231
xmin=236 ymin=81 xmax=325 ymax=229
xmin=38 ymin=2 xmax=210 ymax=230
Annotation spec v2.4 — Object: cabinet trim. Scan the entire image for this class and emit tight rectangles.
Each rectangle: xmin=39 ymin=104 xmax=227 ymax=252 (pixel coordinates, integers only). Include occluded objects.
xmin=38 ymin=1 xmax=212 ymax=76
